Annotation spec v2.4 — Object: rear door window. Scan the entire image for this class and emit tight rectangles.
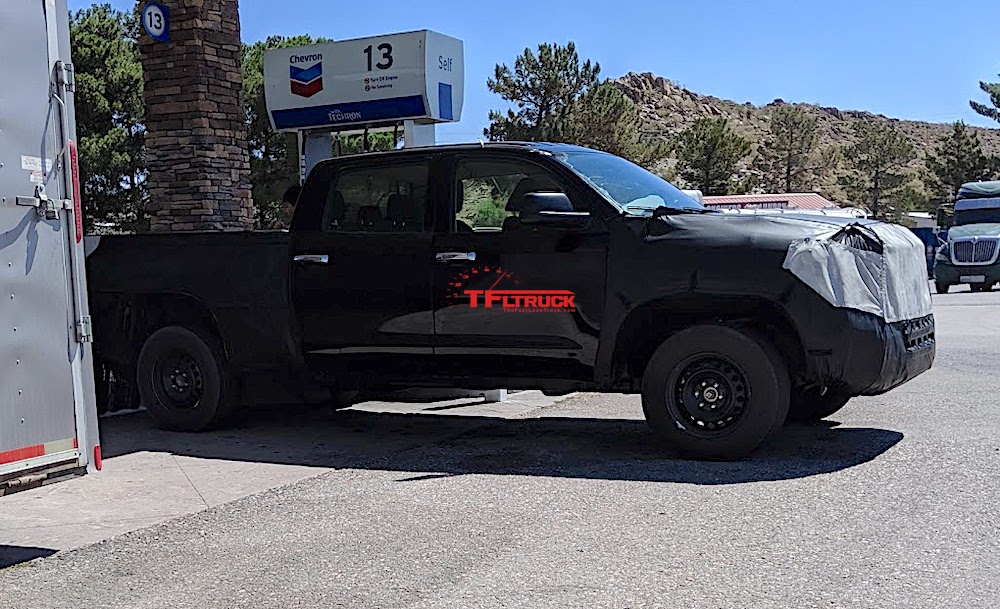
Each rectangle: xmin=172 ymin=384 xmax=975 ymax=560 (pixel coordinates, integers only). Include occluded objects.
xmin=321 ymin=161 xmax=430 ymax=233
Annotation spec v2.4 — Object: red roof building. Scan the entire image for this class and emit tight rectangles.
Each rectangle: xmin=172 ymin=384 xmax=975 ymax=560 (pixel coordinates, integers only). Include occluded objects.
xmin=701 ymin=193 xmax=839 ymax=211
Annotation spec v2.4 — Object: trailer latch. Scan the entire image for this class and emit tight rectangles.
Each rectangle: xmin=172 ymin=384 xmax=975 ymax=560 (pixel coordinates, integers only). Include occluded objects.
xmin=15 ymin=186 xmax=70 ymax=220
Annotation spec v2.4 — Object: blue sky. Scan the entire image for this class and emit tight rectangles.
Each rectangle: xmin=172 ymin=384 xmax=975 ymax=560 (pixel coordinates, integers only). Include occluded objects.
xmin=72 ymin=0 xmax=1000 ymax=143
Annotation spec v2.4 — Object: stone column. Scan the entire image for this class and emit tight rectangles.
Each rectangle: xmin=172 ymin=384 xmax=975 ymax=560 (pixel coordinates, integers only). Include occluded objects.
xmin=139 ymin=0 xmax=253 ymax=232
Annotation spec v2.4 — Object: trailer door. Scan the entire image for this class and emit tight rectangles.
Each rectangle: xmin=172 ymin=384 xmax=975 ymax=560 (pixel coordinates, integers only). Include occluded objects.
xmin=0 ymin=0 xmax=101 ymax=495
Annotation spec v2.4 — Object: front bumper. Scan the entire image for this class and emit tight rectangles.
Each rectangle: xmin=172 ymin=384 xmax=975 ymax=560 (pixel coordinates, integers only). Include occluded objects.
xmin=803 ymin=310 xmax=936 ymax=396
xmin=934 ymin=260 xmax=1000 ymax=285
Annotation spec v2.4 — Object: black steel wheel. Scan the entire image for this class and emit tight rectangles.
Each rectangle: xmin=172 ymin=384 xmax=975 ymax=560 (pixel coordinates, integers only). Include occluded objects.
xmin=153 ymin=353 xmax=204 ymax=409
xmin=137 ymin=326 xmax=241 ymax=431
xmin=668 ymin=355 xmax=750 ymax=436
xmin=641 ymin=325 xmax=790 ymax=461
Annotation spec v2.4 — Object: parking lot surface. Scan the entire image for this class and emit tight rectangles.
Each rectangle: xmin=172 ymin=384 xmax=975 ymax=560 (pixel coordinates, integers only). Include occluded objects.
xmin=2 ymin=286 xmax=999 ymax=608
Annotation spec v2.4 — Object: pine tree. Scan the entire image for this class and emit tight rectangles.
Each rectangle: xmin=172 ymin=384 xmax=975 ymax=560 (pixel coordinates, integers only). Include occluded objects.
xmin=486 ymin=42 xmax=599 ymax=142
xmin=839 ymin=122 xmax=916 ymax=221
xmin=673 ymin=118 xmax=753 ymax=195
xmin=971 ymin=71 xmax=1000 ymax=124
xmin=923 ymin=121 xmax=996 ymax=202
xmin=753 ymin=106 xmax=827 ymax=193
xmin=242 ymin=35 xmax=331 ymax=229
xmin=70 ymin=4 xmax=146 ymax=232
xmin=564 ymin=83 xmax=668 ymax=166
xmin=486 ymin=43 xmax=666 ymax=166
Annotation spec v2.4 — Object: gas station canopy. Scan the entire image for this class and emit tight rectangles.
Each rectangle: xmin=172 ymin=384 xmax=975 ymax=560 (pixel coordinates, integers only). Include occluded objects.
xmin=264 ymin=29 xmax=464 ymax=133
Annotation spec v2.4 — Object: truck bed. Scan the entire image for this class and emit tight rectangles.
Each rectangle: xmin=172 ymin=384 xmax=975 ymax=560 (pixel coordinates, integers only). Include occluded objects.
xmin=85 ymin=231 xmax=301 ymax=376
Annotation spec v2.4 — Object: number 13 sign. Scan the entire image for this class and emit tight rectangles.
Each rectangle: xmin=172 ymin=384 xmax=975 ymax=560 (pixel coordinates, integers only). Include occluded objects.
xmin=142 ymin=2 xmax=170 ymax=43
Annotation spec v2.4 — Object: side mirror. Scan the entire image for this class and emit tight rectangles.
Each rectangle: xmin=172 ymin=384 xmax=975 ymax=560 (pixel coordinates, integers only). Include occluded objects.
xmin=518 ymin=192 xmax=591 ymax=228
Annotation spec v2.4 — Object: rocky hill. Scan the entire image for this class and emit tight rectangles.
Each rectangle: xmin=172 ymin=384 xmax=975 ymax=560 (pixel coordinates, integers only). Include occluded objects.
xmin=614 ymin=72 xmax=1000 ymax=203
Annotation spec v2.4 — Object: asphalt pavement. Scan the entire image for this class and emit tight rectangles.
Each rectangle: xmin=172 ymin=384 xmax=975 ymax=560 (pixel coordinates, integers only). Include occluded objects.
xmin=2 ymin=285 xmax=999 ymax=608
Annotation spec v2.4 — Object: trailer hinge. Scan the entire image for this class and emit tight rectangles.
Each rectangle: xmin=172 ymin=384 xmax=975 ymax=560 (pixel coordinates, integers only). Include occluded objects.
xmin=55 ymin=61 xmax=75 ymax=92
xmin=77 ymin=315 xmax=93 ymax=343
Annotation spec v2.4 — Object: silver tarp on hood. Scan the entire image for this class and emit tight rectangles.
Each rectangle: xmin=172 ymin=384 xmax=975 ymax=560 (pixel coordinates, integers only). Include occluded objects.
xmin=782 ymin=222 xmax=933 ymax=323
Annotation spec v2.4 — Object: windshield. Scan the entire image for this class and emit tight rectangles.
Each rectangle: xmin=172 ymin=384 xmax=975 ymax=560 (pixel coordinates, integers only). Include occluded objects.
xmin=955 ymin=198 xmax=1000 ymax=226
xmin=552 ymin=150 xmax=703 ymax=213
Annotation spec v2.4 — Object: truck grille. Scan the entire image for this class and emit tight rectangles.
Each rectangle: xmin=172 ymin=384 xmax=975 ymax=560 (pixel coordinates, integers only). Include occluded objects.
xmin=951 ymin=238 xmax=999 ymax=265
xmin=901 ymin=315 xmax=935 ymax=353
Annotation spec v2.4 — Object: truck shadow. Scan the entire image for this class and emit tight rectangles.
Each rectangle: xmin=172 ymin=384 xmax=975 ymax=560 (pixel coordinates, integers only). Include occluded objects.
xmin=0 ymin=546 xmax=57 ymax=570
xmin=99 ymin=403 xmax=903 ymax=485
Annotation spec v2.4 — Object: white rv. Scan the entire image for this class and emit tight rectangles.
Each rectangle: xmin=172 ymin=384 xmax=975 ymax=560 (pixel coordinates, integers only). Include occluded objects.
xmin=0 ymin=0 xmax=101 ymax=496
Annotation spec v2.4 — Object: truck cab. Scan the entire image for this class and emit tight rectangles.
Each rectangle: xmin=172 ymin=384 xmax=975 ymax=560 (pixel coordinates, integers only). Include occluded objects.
xmin=933 ymin=180 xmax=1000 ymax=293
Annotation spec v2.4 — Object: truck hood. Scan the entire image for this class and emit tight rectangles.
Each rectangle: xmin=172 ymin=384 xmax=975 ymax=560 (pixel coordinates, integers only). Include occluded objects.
xmin=649 ymin=213 xmax=932 ymax=323
xmin=948 ymin=223 xmax=1000 ymax=239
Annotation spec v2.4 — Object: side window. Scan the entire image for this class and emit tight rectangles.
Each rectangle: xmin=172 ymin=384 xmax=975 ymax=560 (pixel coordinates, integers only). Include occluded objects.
xmin=455 ymin=159 xmax=567 ymax=233
xmin=322 ymin=162 xmax=429 ymax=233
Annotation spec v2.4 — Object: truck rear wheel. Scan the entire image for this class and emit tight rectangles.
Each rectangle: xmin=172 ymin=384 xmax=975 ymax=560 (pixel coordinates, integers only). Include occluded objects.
xmin=641 ymin=325 xmax=790 ymax=461
xmin=137 ymin=326 xmax=241 ymax=432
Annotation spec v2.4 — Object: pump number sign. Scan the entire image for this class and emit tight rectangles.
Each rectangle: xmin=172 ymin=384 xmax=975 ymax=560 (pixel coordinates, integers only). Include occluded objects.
xmin=142 ymin=2 xmax=170 ymax=43
xmin=264 ymin=30 xmax=464 ymax=132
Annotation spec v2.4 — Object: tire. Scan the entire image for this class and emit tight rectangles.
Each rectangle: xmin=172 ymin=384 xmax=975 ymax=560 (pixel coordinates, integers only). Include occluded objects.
xmin=640 ymin=325 xmax=790 ymax=461
xmin=787 ymin=389 xmax=851 ymax=422
xmin=935 ymin=282 xmax=950 ymax=294
xmin=136 ymin=326 xmax=241 ymax=431
xmin=971 ymin=282 xmax=991 ymax=293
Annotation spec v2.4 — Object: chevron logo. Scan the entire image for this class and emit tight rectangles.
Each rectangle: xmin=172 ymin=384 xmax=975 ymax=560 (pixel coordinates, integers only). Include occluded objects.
xmin=290 ymin=62 xmax=323 ymax=98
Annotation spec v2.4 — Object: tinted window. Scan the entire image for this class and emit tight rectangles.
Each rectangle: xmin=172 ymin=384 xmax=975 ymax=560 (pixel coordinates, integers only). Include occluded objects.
xmin=321 ymin=162 xmax=429 ymax=233
xmin=455 ymin=159 xmax=567 ymax=233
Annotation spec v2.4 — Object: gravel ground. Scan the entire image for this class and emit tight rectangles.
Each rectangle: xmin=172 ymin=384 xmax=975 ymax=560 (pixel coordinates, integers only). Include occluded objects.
xmin=2 ymin=287 xmax=999 ymax=608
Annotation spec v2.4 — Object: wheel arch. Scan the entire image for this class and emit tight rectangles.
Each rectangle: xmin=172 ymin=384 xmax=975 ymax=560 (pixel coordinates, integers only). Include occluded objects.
xmin=607 ymin=294 xmax=806 ymax=391
xmin=93 ymin=291 xmax=228 ymax=369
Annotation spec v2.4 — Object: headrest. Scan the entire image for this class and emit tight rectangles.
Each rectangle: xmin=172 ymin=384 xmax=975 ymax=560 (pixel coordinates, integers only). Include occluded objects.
xmin=386 ymin=194 xmax=412 ymax=220
xmin=357 ymin=205 xmax=382 ymax=227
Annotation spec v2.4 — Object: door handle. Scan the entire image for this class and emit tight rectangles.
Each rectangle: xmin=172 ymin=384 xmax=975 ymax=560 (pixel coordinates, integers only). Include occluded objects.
xmin=435 ymin=251 xmax=477 ymax=262
xmin=293 ymin=254 xmax=329 ymax=264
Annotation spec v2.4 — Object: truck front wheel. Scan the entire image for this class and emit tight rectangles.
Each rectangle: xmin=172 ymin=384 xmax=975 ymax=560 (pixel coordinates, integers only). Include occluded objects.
xmin=641 ymin=325 xmax=790 ymax=461
xmin=137 ymin=326 xmax=241 ymax=432
xmin=935 ymin=282 xmax=950 ymax=294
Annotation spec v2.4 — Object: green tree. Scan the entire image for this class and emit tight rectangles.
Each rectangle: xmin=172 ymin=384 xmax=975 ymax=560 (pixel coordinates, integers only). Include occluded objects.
xmin=486 ymin=43 xmax=665 ymax=165
xmin=753 ymin=105 xmax=827 ymax=193
xmin=242 ymin=35 xmax=332 ymax=229
xmin=486 ymin=42 xmax=599 ymax=142
xmin=839 ymin=122 xmax=916 ymax=221
xmin=923 ymin=121 xmax=996 ymax=202
xmin=334 ymin=132 xmax=399 ymax=156
xmin=672 ymin=118 xmax=754 ymax=195
xmin=70 ymin=4 xmax=146 ymax=232
xmin=565 ymin=82 xmax=668 ymax=166
xmin=971 ymin=70 xmax=1000 ymax=124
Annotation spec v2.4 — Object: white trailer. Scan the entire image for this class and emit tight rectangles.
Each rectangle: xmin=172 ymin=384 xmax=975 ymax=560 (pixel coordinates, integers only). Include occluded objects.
xmin=0 ymin=0 xmax=101 ymax=496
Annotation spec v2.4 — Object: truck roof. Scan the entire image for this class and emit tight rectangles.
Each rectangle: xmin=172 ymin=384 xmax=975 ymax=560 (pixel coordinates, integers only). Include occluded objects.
xmin=313 ymin=141 xmax=600 ymax=168
xmin=958 ymin=181 xmax=1000 ymax=199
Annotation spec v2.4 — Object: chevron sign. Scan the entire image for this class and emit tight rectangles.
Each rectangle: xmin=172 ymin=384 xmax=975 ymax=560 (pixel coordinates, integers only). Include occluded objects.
xmin=290 ymin=59 xmax=323 ymax=98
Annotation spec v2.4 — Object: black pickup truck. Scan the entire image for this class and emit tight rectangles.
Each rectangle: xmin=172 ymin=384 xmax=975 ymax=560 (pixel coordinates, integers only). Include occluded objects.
xmin=85 ymin=142 xmax=936 ymax=460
